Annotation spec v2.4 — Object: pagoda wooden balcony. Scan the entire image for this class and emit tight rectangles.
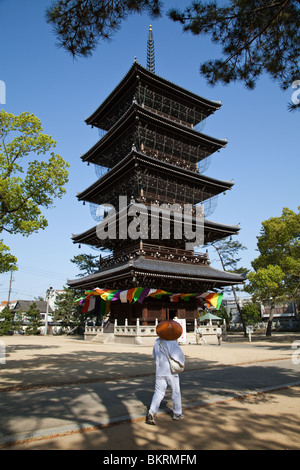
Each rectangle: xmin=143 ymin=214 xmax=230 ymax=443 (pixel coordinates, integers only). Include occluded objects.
xmin=142 ymin=104 xmax=195 ymax=130
xmin=141 ymin=145 xmax=199 ymax=173
xmin=99 ymin=242 xmax=210 ymax=269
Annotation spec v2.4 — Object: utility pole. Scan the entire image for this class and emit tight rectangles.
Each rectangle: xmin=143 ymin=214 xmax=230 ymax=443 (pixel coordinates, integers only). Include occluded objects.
xmin=7 ymin=271 xmax=13 ymax=307
xmin=44 ymin=286 xmax=54 ymax=335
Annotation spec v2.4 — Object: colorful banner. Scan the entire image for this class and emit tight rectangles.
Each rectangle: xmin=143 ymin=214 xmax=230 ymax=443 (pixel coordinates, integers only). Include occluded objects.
xmin=204 ymin=292 xmax=223 ymax=309
xmin=77 ymin=288 xmax=224 ymax=315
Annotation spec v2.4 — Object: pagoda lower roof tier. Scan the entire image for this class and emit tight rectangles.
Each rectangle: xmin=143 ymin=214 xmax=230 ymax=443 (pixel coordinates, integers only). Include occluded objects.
xmin=77 ymin=150 xmax=233 ymax=207
xmin=67 ymin=256 xmax=245 ymax=292
xmin=85 ymin=61 xmax=222 ymax=131
xmin=72 ymin=217 xmax=240 ymax=249
xmin=81 ymin=103 xmax=227 ymax=168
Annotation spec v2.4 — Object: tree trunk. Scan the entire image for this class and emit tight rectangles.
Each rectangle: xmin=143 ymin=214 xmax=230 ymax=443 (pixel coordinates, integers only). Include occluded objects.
xmin=212 ymin=242 xmax=247 ymax=336
xmin=231 ymin=285 xmax=247 ymax=336
xmin=266 ymin=303 xmax=275 ymax=336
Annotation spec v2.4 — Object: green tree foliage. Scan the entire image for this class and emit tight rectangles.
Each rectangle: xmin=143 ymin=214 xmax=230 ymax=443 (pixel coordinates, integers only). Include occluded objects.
xmin=208 ymin=236 xmax=248 ymax=333
xmin=0 ymin=305 xmax=15 ymax=335
xmin=54 ymin=287 xmax=86 ymax=334
xmin=252 ymin=207 xmax=300 ymax=295
xmin=46 ymin=1 xmax=299 ymax=106
xmin=0 ymin=305 xmax=23 ymax=335
xmin=240 ymin=301 xmax=261 ymax=326
xmin=169 ymin=0 xmax=300 ymax=92
xmin=0 ymin=110 xmax=70 ymax=271
xmin=46 ymin=0 xmax=162 ymax=57
xmin=0 ymin=241 xmax=17 ymax=274
xmin=25 ymin=302 xmax=42 ymax=335
xmin=245 ymin=207 xmax=300 ymax=335
xmin=210 ymin=237 xmax=248 ymax=274
xmin=71 ymin=253 xmax=99 ymax=277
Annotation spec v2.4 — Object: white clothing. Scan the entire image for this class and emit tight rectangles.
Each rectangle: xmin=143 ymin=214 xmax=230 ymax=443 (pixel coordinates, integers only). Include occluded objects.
xmin=150 ymin=375 xmax=182 ymax=415
xmin=149 ymin=338 xmax=185 ymax=415
xmin=152 ymin=338 xmax=185 ymax=377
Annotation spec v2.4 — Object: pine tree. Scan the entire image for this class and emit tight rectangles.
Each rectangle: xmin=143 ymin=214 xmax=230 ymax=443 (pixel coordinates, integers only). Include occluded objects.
xmin=54 ymin=288 xmax=86 ymax=334
xmin=46 ymin=0 xmax=299 ymax=106
xmin=70 ymin=254 xmax=99 ymax=277
xmin=46 ymin=0 xmax=162 ymax=57
xmin=169 ymin=1 xmax=300 ymax=93
xmin=0 ymin=305 xmax=14 ymax=335
xmin=208 ymin=236 xmax=248 ymax=334
xmin=25 ymin=302 xmax=42 ymax=335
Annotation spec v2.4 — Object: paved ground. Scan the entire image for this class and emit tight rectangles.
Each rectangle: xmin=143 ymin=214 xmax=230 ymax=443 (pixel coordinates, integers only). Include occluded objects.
xmin=1 ymin=333 xmax=300 ymax=451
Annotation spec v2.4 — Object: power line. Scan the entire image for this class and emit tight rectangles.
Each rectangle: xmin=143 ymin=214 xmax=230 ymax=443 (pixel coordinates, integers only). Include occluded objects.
xmin=17 ymin=264 xmax=69 ymax=281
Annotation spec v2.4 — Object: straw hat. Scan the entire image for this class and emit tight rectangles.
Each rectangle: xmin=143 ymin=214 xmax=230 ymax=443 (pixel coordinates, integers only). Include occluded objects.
xmin=156 ymin=320 xmax=182 ymax=341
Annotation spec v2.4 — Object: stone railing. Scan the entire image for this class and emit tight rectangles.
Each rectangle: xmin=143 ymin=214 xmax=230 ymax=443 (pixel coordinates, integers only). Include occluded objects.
xmin=114 ymin=318 xmax=158 ymax=339
xmin=84 ymin=319 xmax=159 ymax=344
xmin=84 ymin=325 xmax=103 ymax=340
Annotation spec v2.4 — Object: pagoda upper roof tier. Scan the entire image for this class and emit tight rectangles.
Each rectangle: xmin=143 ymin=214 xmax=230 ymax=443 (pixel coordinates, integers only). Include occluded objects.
xmin=72 ymin=217 xmax=240 ymax=249
xmin=85 ymin=61 xmax=222 ymax=131
xmin=67 ymin=256 xmax=245 ymax=291
xmin=77 ymin=150 xmax=233 ymax=206
xmin=81 ymin=102 xmax=227 ymax=168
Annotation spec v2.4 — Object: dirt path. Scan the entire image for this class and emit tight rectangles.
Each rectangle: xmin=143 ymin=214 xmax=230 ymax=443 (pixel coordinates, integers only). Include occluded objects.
xmin=1 ymin=334 xmax=300 ymax=451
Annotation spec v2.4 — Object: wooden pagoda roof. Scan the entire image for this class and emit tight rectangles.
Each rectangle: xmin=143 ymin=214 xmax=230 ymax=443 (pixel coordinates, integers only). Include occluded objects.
xmin=77 ymin=150 xmax=233 ymax=205
xmin=81 ymin=103 xmax=227 ymax=167
xmin=85 ymin=61 xmax=222 ymax=130
xmin=67 ymin=256 xmax=245 ymax=291
xmin=72 ymin=217 xmax=240 ymax=249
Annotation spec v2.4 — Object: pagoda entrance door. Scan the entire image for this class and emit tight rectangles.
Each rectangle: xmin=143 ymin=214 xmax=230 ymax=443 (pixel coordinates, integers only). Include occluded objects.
xmin=167 ymin=309 xmax=177 ymax=320
xmin=166 ymin=308 xmax=185 ymax=320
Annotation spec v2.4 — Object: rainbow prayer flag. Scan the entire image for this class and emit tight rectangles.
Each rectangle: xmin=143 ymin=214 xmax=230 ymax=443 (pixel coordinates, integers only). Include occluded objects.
xmin=204 ymin=293 xmax=223 ymax=310
xmin=77 ymin=287 xmax=224 ymax=312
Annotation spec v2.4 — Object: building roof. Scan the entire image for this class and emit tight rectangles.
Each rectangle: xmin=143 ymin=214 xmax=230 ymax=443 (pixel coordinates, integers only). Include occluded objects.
xmin=81 ymin=103 xmax=227 ymax=167
xmin=13 ymin=300 xmax=54 ymax=313
xmin=199 ymin=312 xmax=222 ymax=321
xmin=85 ymin=61 xmax=222 ymax=130
xmin=67 ymin=256 xmax=245 ymax=291
xmin=72 ymin=216 xmax=240 ymax=248
xmin=77 ymin=149 xmax=233 ymax=205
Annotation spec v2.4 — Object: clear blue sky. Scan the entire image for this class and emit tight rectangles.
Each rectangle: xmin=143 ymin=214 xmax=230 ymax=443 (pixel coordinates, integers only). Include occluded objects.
xmin=0 ymin=0 xmax=299 ymax=301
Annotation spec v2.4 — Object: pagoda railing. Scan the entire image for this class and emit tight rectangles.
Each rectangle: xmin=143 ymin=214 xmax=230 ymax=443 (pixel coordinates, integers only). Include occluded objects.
xmin=141 ymin=145 xmax=199 ymax=173
xmin=99 ymin=242 xmax=209 ymax=269
xmin=142 ymin=104 xmax=194 ymax=129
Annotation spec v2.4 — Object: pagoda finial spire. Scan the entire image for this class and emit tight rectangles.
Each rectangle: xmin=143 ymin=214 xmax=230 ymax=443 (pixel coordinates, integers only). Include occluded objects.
xmin=147 ymin=25 xmax=155 ymax=73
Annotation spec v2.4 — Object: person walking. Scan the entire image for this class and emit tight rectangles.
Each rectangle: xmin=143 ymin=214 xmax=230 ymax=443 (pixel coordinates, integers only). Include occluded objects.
xmin=216 ymin=324 xmax=222 ymax=345
xmin=147 ymin=336 xmax=185 ymax=425
xmin=195 ymin=325 xmax=206 ymax=344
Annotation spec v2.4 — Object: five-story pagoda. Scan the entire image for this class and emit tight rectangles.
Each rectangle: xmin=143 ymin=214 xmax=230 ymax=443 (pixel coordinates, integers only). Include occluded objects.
xmin=68 ymin=29 xmax=244 ymax=329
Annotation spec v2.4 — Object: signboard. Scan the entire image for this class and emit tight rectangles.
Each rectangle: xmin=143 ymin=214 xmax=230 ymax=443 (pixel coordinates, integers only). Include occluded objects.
xmin=174 ymin=318 xmax=186 ymax=343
